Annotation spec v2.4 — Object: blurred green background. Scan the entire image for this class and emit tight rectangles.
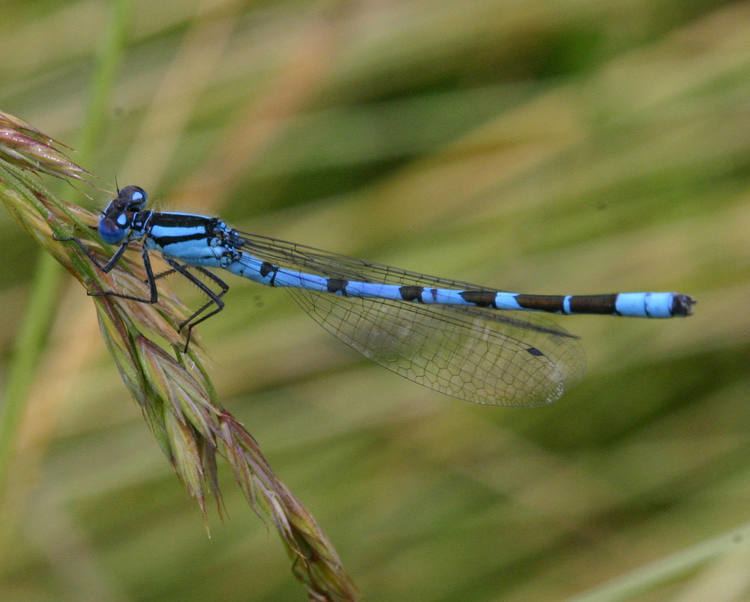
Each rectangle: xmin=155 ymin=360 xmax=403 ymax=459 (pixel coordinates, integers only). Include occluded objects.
xmin=1 ymin=1 xmax=749 ymax=600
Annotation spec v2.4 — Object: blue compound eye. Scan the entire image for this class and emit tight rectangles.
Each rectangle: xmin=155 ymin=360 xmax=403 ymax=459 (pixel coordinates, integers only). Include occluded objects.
xmin=98 ymin=215 xmax=127 ymax=244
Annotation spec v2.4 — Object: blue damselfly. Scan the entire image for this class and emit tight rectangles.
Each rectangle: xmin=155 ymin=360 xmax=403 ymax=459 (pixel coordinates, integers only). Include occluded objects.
xmin=61 ymin=185 xmax=695 ymax=406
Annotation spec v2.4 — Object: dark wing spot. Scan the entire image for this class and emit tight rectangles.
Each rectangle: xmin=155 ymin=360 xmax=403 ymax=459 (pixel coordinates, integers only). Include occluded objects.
xmin=399 ymin=285 xmax=424 ymax=302
xmin=327 ymin=278 xmax=349 ymax=295
xmin=526 ymin=347 xmax=544 ymax=357
xmin=460 ymin=290 xmax=497 ymax=308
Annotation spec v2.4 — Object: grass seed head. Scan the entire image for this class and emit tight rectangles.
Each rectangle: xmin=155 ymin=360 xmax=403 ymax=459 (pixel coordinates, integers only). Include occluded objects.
xmin=0 ymin=110 xmax=357 ymax=601
xmin=0 ymin=111 xmax=87 ymax=181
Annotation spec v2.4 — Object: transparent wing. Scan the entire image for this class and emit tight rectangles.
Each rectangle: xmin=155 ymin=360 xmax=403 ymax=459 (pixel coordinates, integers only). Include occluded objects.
xmin=238 ymin=232 xmax=586 ymax=406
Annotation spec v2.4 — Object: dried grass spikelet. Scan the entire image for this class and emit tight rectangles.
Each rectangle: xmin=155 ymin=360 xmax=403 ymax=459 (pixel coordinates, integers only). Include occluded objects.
xmin=0 ymin=111 xmax=357 ymax=602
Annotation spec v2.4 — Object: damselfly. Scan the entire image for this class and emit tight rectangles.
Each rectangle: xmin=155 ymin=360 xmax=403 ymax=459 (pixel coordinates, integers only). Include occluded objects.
xmin=62 ymin=185 xmax=695 ymax=406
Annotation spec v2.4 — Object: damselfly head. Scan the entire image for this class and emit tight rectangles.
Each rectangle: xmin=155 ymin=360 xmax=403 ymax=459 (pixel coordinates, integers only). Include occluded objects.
xmin=98 ymin=185 xmax=148 ymax=245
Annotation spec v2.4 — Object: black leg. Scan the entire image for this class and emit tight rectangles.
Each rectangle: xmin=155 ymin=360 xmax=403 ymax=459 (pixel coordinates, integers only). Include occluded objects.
xmin=57 ymin=235 xmax=159 ymax=303
xmin=88 ymin=246 xmax=159 ymax=304
xmin=193 ymin=266 xmax=230 ymax=297
xmin=183 ymin=267 xmax=230 ymax=331
xmin=152 ymin=268 xmax=177 ymax=282
xmin=165 ymin=263 xmax=229 ymax=329
xmin=56 ymin=235 xmax=129 ymax=272
xmin=58 ymin=234 xmax=228 ymax=351
xmin=164 ymin=259 xmax=229 ymax=352
xmin=147 ymin=264 xmax=222 ymax=286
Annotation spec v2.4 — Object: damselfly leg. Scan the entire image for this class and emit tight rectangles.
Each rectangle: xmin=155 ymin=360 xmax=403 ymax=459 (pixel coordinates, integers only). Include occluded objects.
xmin=60 ymin=235 xmax=228 ymax=352
xmin=57 ymin=235 xmax=159 ymax=304
xmin=152 ymin=268 xmax=177 ymax=281
xmin=55 ymin=235 xmax=129 ymax=273
xmin=163 ymin=258 xmax=229 ymax=352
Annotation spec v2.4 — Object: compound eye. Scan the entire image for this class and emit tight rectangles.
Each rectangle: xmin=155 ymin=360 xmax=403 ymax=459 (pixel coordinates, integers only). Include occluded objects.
xmin=98 ymin=215 xmax=127 ymax=244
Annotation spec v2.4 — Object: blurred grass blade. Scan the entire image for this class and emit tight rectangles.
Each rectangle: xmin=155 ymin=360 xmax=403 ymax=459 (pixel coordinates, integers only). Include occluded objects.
xmin=569 ymin=521 xmax=750 ymax=602
xmin=0 ymin=113 xmax=357 ymax=600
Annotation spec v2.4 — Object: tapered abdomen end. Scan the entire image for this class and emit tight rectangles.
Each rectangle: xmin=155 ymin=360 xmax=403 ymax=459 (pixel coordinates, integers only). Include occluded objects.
xmin=672 ymin=294 xmax=696 ymax=316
